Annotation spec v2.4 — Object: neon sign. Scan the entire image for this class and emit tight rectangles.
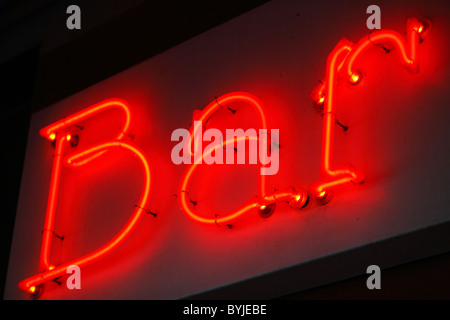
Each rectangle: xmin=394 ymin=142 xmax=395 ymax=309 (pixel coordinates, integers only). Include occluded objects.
xmin=18 ymin=17 xmax=430 ymax=295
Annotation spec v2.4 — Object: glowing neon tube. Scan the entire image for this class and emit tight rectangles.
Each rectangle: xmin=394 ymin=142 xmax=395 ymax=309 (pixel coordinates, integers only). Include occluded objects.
xmin=178 ymin=92 xmax=308 ymax=225
xmin=186 ymin=92 xmax=268 ymax=198
xmin=20 ymin=99 xmax=151 ymax=294
xmin=309 ymin=17 xmax=430 ymax=202
xmin=179 ymin=136 xmax=259 ymax=225
xmin=19 ymin=140 xmax=151 ymax=294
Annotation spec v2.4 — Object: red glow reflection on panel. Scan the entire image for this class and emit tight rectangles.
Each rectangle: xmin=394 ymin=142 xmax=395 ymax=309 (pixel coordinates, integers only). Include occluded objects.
xmin=309 ymin=17 xmax=430 ymax=202
xmin=19 ymin=100 xmax=152 ymax=294
xmin=178 ymin=92 xmax=308 ymax=225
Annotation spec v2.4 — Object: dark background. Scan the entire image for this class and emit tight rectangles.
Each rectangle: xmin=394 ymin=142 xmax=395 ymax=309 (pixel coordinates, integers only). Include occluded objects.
xmin=1 ymin=0 xmax=449 ymax=300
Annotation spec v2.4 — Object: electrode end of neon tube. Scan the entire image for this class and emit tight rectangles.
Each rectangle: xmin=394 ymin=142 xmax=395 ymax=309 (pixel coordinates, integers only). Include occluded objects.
xmin=258 ymin=203 xmax=276 ymax=218
xmin=418 ymin=19 xmax=432 ymax=40
xmin=28 ymin=284 xmax=43 ymax=299
xmin=49 ymin=133 xmax=56 ymax=141
xmin=408 ymin=17 xmax=432 ymax=40
xmin=317 ymin=191 xmax=326 ymax=198
xmin=346 ymin=164 xmax=365 ymax=185
xmin=68 ymin=134 xmax=80 ymax=148
xmin=316 ymin=190 xmax=333 ymax=205
xmin=349 ymin=71 xmax=363 ymax=85
xmin=66 ymin=134 xmax=72 ymax=142
xmin=317 ymin=96 xmax=325 ymax=106
xmin=289 ymin=193 xmax=309 ymax=210
xmin=351 ymin=173 xmax=365 ymax=185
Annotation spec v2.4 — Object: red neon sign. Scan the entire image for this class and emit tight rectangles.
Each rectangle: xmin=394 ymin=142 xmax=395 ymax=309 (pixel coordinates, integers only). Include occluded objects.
xmin=18 ymin=99 xmax=152 ymax=294
xmin=309 ymin=17 xmax=430 ymax=203
xmin=18 ymin=17 xmax=431 ymax=295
